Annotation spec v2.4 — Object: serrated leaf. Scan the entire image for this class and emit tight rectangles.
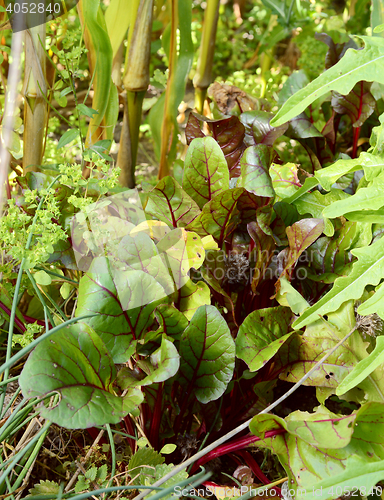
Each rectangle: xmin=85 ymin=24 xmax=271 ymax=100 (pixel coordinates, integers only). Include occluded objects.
xmin=183 ymin=137 xmax=230 ymax=209
xmin=271 ymin=36 xmax=384 ymax=127
xmin=145 ymin=176 xmax=201 ymax=228
xmin=337 ymin=337 xmax=384 ymax=395
xmin=57 ymin=129 xmax=80 ymax=149
xmin=128 ymin=447 xmax=164 ymax=484
xmin=179 ymin=305 xmax=235 ymax=403
xmin=293 ymin=232 xmax=384 ymax=329
xmin=236 ymin=307 xmax=293 ymax=372
xmin=29 ymin=480 xmax=60 ymax=497
xmin=293 ymin=189 xmax=349 ymax=237
xmin=19 ymin=324 xmax=143 ymax=428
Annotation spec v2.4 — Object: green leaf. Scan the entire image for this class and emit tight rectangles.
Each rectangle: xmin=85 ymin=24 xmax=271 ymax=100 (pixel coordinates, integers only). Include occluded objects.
xmin=141 ymin=338 xmax=180 ymax=384
xmin=153 ymin=304 xmax=189 ymax=342
xmin=128 ymin=447 xmax=164 ymax=485
xmin=293 ymin=190 xmax=349 ymax=237
xmin=270 ymin=163 xmax=301 ymax=199
xmin=293 ymin=236 xmax=384 ymax=329
xmin=177 ymin=279 xmax=211 ymax=320
xmin=186 ymin=187 xmax=245 ymax=245
xmin=250 ymin=403 xmax=384 ymax=499
xmin=323 ymin=178 xmax=384 ymax=219
xmin=34 ymin=270 xmax=52 ymax=286
xmin=271 ymin=36 xmax=384 ymax=127
xmin=179 ymin=305 xmax=235 ymax=403
xmin=236 ymin=307 xmax=293 ymax=372
xmin=237 ymin=145 xmax=274 ymax=198
xmin=77 ymin=104 xmax=99 ymax=118
xmin=182 ymin=137 xmax=230 ymax=209
xmin=145 ymin=176 xmax=201 ymax=228
xmin=75 ymin=256 xmax=167 ymax=363
xmin=57 ymin=129 xmax=80 ymax=149
xmin=337 ymin=337 xmax=384 ymax=395
xmin=160 ymin=444 xmax=177 ymax=454
xmin=29 ymin=480 xmax=60 ymax=498
xmin=308 ymin=220 xmax=372 ymax=283
xmin=19 ymin=324 xmax=143 ymax=428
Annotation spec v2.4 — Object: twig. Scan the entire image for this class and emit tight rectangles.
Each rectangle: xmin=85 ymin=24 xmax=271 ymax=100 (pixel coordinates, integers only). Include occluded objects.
xmin=133 ymin=322 xmax=359 ymax=500
xmin=0 ymin=31 xmax=23 ymax=217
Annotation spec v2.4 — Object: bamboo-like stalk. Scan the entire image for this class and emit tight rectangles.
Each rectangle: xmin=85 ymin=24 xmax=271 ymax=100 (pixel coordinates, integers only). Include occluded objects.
xmin=117 ymin=0 xmax=153 ymax=188
xmin=157 ymin=0 xmax=178 ymax=180
xmin=193 ymin=0 xmax=220 ymax=114
xmin=22 ymin=23 xmax=47 ymax=174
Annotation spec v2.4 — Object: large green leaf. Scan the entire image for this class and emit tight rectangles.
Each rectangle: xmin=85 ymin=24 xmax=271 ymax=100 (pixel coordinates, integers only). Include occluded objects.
xmin=19 ymin=324 xmax=143 ymax=428
xmin=182 ymin=137 xmax=230 ymax=209
xmin=75 ymin=256 xmax=166 ymax=363
xmin=293 ymin=235 xmax=384 ymax=329
xmin=314 ymin=152 xmax=384 ymax=190
xmin=237 ymin=145 xmax=274 ymax=198
xmin=271 ymin=36 xmax=384 ymax=127
xmin=250 ymin=403 xmax=384 ymax=499
xmin=179 ymin=305 xmax=235 ymax=403
xmin=236 ymin=307 xmax=293 ymax=372
xmin=323 ymin=178 xmax=384 ymax=219
xmin=145 ymin=176 xmax=201 ymax=228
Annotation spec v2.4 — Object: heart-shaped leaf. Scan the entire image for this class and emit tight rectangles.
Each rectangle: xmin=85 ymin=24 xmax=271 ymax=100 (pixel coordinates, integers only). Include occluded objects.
xmin=19 ymin=324 xmax=143 ymax=428
xmin=179 ymin=305 xmax=235 ymax=403
xmin=183 ymin=137 xmax=230 ymax=209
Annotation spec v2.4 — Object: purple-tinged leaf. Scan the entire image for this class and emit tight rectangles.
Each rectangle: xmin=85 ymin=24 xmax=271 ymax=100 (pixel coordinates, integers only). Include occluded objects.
xmin=183 ymin=137 xmax=230 ymax=209
xmin=236 ymin=307 xmax=293 ymax=372
xmin=185 ymin=113 xmax=206 ymax=143
xmin=279 ymin=219 xmax=324 ymax=283
xmin=154 ymin=304 xmax=188 ymax=341
xmin=145 ymin=176 xmax=201 ymax=228
xmin=19 ymin=324 xmax=143 ymax=429
xmin=75 ymin=256 xmax=168 ymax=363
xmin=238 ymin=145 xmax=274 ymax=198
xmin=241 ymin=111 xmax=288 ymax=146
xmin=288 ymin=113 xmax=323 ymax=139
xmin=179 ymin=305 xmax=235 ymax=403
xmin=315 ymin=32 xmax=358 ymax=69
xmin=332 ymin=81 xmax=376 ymax=127
xmin=186 ymin=188 xmax=244 ymax=245
xmin=250 ymin=402 xmax=384 ymax=499
xmin=185 ymin=113 xmax=246 ymax=177
xmin=247 ymin=221 xmax=276 ymax=291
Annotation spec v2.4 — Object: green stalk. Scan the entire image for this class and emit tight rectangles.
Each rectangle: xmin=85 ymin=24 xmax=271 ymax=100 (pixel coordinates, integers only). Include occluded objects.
xmin=193 ymin=0 xmax=220 ymax=114
xmin=106 ymin=424 xmax=116 ymax=488
xmin=9 ymin=420 xmax=50 ymax=492
xmin=118 ymin=0 xmax=153 ymax=188
xmin=0 ymin=421 xmax=51 ymax=487
xmin=22 ymin=24 xmax=47 ymax=173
